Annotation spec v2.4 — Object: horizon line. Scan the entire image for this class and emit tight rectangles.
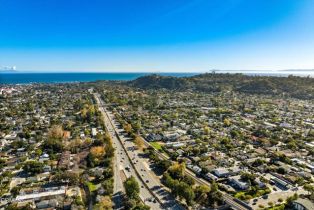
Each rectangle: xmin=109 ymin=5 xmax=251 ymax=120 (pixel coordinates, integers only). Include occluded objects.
xmin=1 ymin=69 xmax=314 ymax=73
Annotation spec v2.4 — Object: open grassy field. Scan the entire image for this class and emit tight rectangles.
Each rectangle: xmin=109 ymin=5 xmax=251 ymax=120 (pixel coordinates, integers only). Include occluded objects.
xmin=150 ymin=142 xmax=163 ymax=151
xmin=86 ymin=181 xmax=99 ymax=192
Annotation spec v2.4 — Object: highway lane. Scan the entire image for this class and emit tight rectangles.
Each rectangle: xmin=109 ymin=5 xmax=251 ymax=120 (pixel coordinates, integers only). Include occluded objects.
xmin=95 ymin=94 xmax=162 ymax=210
xmin=108 ymin=114 xmax=184 ymax=210
xmin=111 ymin=130 xmax=125 ymax=210
xmin=96 ymin=92 xmax=249 ymax=210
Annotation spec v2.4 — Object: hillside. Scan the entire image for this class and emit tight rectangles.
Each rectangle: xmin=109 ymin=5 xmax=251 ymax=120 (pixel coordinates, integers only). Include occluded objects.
xmin=128 ymin=73 xmax=314 ymax=100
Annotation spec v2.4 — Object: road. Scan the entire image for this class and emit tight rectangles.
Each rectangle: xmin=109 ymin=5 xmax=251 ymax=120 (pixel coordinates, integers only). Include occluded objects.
xmin=95 ymin=92 xmax=247 ymax=210
xmin=111 ymin=132 xmax=126 ymax=210
xmin=95 ymin=93 xmax=163 ymax=210
xmin=106 ymin=111 xmax=184 ymax=210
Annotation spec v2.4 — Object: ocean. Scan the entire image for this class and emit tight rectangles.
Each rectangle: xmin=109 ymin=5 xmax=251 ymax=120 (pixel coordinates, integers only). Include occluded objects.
xmin=0 ymin=72 xmax=197 ymax=84
xmin=0 ymin=71 xmax=313 ymax=84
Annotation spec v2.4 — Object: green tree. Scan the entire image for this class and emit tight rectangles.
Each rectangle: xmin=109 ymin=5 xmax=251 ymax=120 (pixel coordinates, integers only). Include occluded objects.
xmin=10 ymin=186 xmax=21 ymax=197
xmin=34 ymin=148 xmax=43 ymax=157
xmin=102 ymin=179 xmax=114 ymax=195
xmin=240 ymin=172 xmax=256 ymax=183
xmin=133 ymin=121 xmax=141 ymax=133
xmin=133 ymin=203 xmax=150 ymax=210
xmin=23 ymin=161 xmax=44 ymax=175
xmin=0 ymin=158 xmax=6 ymax=169
xmin=204 ymin=126 xmax=211 ymax=135
xmin=178 ymin=182 xmax=195 ymax=206
xmin=5 ymin=203 xmax=32 ymax=210
xmin=52 ymin=171 xmax=79 ymax=185
xmin=124 ymin=176 xmax=140 ymax=199
xmin=157 ymin=159 xmax=171 ymax=172
xmin=304 ymin=184 xmax=314 ymax=196
xmin=182 ymin=175 xmax=195 ymax=186
xmin=286 ymin=193 xmax=298 ymax=207
xmin=194 ymin=185 xmax=210 ymax=204
xmin=168 ymin=162 xmax=185 ymax=180
xmin=124 ymin=198 xmax=137 ymax=209
xmin=223 ymin=118 xmax=231 ymax=127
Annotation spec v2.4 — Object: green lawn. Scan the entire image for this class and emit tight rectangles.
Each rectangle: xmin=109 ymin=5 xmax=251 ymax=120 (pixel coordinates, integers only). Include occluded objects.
xmin=150 ymin=142 xmax=163 ymax=151
xmin=85 ymin=181 xmax=99 ymax=192
xmin=234 ymin=187 xmax=271 ymax=200
xmin=267 ymin=204 xmax=285 ymax=210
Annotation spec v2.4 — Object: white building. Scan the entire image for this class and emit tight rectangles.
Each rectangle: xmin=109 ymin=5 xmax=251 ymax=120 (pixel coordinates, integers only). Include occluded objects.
xmin=91 ymin=128 xmax=97 ymax=137
xmin=229 ymin=175 xmax=249 ymax=190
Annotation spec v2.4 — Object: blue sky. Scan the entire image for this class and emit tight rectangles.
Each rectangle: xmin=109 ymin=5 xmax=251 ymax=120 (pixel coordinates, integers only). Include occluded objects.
xmin=0 ymin=0 xmax=314 ymax=72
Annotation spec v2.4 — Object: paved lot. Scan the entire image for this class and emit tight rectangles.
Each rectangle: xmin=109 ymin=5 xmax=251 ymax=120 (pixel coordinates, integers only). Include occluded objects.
xmin=248 ymin=187 xmax=307 ymax=209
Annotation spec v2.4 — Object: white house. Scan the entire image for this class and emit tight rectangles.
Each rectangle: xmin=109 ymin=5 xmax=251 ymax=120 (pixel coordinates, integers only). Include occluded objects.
xmin=91 ymin=128 xmax=97 ymax=137
xmin=229 ymin=175 xmax=250 ymax=190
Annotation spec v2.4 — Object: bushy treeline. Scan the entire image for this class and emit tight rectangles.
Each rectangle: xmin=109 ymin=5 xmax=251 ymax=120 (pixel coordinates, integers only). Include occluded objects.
xmin=128 ymin=73 xmax=314 ymax=100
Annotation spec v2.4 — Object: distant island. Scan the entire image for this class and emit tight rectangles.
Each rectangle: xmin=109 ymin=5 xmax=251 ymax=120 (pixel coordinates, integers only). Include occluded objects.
xmin=279 ymin=69 xmax=314 ymax=72
xmin=0 ymin=66 xmax=17 ymax=73
xmin=0 ymin=69 xmax=17 ymax=73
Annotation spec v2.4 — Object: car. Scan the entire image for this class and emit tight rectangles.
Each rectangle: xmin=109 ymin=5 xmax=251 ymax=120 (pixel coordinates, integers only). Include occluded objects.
xmin=262 ymin=195 xmax=268 ymax=199
xmin=253 ymin=198 xmax=258 ymax=202
xmin=252 ymin=202 xmax=256 ymax=205
xmin=146 ymin=180 xmax=149 ymax=183
xmin=147 ymin=197 xmax=155 ymax=202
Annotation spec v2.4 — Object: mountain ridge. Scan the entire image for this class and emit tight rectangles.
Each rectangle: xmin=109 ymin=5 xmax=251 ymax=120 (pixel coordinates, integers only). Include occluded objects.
xmin=128 ymin=73 xmax=314 ymax=100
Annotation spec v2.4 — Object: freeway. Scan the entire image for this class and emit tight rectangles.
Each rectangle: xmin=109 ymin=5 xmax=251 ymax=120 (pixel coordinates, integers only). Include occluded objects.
xmin=94 ymin=93 xmax=162 ymax=210
xmin=95 ymin=92 xmax=248 ymax=210
xmin=106 ymin=111 xmax=184 ymax=210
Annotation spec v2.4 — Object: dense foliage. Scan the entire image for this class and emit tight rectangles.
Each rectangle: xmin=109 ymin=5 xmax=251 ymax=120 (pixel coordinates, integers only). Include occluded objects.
xmin=128 ymin=73 xmax=314 ymax=100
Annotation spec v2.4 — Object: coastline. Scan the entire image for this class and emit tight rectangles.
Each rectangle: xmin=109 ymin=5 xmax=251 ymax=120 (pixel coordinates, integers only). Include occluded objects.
xmin=0 ymin=71 xmax=313 ymax=84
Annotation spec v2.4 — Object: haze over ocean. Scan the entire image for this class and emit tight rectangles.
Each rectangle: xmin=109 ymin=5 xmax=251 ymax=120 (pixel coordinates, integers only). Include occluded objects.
xmin=0 ymin=72 xmax=197 ymax=84
xmin=1 ymin=70 xmax=313 ymax=84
